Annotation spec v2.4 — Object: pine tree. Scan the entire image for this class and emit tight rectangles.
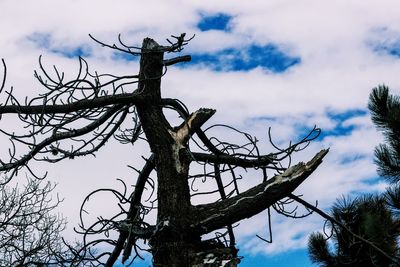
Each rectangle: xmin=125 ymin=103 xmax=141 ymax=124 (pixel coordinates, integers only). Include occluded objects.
xmin=308 ymin=195 xmax=400 ymax=267
xmin=369 ymin=85 xmax=400 ymax=183
xmin=307 ymin=85 xmax=400 ymax=266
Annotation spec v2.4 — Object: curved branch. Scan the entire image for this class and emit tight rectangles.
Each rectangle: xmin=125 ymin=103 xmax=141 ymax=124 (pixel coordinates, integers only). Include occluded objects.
xmin=105 ymin=155 xmax=155 ymax=266
xmin=191 ymin=149 xmax=328 ymax=234
xmin=0 ymin=92 xmax=143 ymax=115
xmin=0 ymin=105 xmax=124 ymax=172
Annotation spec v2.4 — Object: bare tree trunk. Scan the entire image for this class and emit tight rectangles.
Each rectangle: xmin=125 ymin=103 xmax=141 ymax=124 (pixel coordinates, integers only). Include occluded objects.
xmin=0 ymin=34 xmax=329 ymax=266
xmin=133 ymin=37 xmax=327 ymax=266
xmin=135 ymin=38 xmax=197 ymax=266
xmin=135 ymin=37 xmax=241 ymax=266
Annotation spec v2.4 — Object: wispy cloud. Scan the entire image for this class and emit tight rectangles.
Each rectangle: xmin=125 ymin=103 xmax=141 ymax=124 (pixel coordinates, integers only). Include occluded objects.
xmin=319 ymin=109 xmax=368 ymax=139
xmin=368 ymin=27 xmax=400 ymax=58
xmin=1 ymin=1 xmax=400 ymax=266
xmin=27 ymin=32 xmax=92 ymax=58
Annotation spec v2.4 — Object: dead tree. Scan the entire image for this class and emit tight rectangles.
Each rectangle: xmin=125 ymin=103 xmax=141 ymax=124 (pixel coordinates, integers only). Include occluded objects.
xmin=0 ymin=34 xmax=328 ymax=266
xmin=0 ymin=179 xmax=79 ymax=266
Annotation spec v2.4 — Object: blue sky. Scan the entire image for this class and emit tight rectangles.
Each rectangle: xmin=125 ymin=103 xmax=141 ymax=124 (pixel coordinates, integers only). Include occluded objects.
xmin=1 ymin=1 xmax=400 ymax=266
xmin=117 ymin=249 xmax=312 ymax=267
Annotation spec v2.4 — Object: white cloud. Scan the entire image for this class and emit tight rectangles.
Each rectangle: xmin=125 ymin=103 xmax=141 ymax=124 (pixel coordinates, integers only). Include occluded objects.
xmin=0 ymin=0 xmax=399 ymax=262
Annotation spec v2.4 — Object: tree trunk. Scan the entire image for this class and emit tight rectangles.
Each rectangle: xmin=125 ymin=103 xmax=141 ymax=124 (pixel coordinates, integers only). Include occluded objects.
xmin=134 ymin=37 xmax=327 ymax=266
xmin=135 ymin=38 xmax=199 ymax=266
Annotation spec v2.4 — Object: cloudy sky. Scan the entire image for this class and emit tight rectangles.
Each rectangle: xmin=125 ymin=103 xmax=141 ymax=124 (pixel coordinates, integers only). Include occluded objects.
xmin=1 ymin=1 xmax=400 ymax=266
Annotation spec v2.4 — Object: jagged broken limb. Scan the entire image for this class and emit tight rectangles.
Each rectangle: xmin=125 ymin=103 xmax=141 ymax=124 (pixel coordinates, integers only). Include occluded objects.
xmin=0 ymin=34 xmax=328 ymax=266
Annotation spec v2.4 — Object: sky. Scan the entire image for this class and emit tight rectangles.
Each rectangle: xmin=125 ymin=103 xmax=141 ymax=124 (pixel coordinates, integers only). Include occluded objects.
xmin=1 ymin=1 xmax=400 ymax=266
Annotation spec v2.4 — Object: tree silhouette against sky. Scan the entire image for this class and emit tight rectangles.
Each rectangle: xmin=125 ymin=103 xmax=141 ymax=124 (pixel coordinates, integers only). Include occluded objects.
xmin=369 ymin=85 xmax=400 ymax=215
xmin=306 ymin=86 xmax=400 ymax=267
xmin=308 ymin=195 xmax=399 ymax=267
xmin=0 ymin=34 xmax=328 ymax=266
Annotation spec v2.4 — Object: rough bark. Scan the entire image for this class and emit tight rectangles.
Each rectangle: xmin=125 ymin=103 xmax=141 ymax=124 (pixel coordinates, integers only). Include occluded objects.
xmin=191 ymin=149 xmax=328 ymax=234
xmin=0 ymin=35 xmax=355 ymax=266
xmin=135 ymin=38 xmax=197 ymax=266
xmin=132 ymin=38 xmax=329 ymax=266
xmin=106 ymin=155 xmax=155 ymax=266
xmin=0 ymin=91 xmax=143 ymax=114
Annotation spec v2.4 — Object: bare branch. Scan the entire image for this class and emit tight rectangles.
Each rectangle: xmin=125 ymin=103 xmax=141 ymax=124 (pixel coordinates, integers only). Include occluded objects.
xmin=0 ymin=179 xmax=80 ymax=266
xmin=192 ymin=149 xmax=328 ymax=234
xmin=0 ymin=92 xmax=143 ymax=115
xmin=0 ymin=34 xmax=333 ymax=266
xmin=163 ymin=55 xmax=192 ymax=66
